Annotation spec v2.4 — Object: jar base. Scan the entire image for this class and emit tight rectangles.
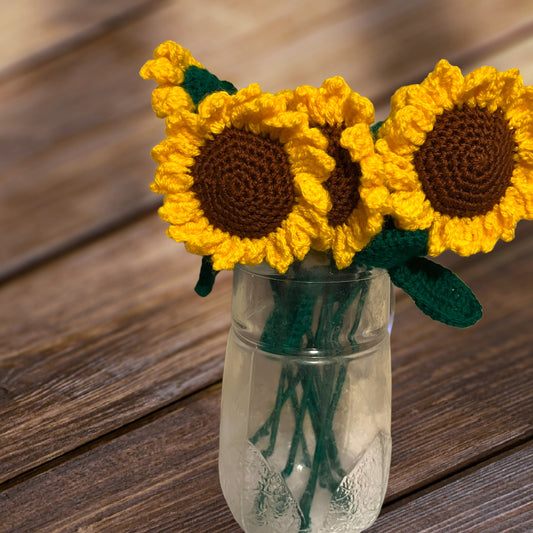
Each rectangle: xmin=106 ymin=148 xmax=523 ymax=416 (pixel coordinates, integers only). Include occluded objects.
xmin=222 ymin=432 xmax=390 ymax=533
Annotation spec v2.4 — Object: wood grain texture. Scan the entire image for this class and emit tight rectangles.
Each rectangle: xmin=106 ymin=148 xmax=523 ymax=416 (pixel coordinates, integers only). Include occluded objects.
xmin=2 ymin=1 xmax=533 ymax=530
xmin=385 ymin=223 xmax=533 ymax=499
xmin=2 ymin=1 xmax=533 ymax=280
xmin=368 ymin=442 xmax=533 ymax=532
xmin=1 ymin=217 xmax=531 ymax=497
xmin=0 ymin=0 xmax=154 ymax=78
xmin=0 ymin=111 xmax=161 ymax=282
xmin=0 ymin=216 xmax=232 ymax=483
xmin=2 ymin=0 xmax=531 ymax=167
xmin=1 ymin=387 xmax=531 ymax=532
xmin=0 ymin=385 xmax=231 ymax=533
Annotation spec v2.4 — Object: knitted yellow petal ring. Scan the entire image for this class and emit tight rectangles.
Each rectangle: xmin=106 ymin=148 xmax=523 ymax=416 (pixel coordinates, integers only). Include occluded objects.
xmin=284 ymin=77 xmax=388 ymax=268
xmin=376 ymin=59 xmax=533 ymax=256
xmin=139 ymin=41 xmax=204 ymax=117
xmin=151 ymin=85 xmax=332 ymax=273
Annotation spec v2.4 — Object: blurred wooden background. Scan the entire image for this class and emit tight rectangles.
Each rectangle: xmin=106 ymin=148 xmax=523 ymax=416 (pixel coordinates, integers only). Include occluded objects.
xmin=1 ymin=1 xmax=532 ymax=531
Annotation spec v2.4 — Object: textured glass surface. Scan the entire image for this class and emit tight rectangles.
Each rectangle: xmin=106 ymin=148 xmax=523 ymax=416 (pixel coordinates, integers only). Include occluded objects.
xmin=219 ymin=259 xmax=393 ymax=533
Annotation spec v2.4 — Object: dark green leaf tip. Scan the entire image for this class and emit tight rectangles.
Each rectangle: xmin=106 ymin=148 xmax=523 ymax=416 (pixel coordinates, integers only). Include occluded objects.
xmin=182 ymin=65 xmax=238 ymax=106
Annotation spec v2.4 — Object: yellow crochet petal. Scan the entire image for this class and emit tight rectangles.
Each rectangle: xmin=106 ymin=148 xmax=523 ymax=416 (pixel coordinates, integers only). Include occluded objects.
xmin=392 ymin=105 xmax=435 ymax=148
xmin=264 ymin=231 xmax=294 ymax=274
xmin=429 ymin=216 xmax=489 ymax=256
xmin=153 ymin=41 xmax=203 ymax=68
xmin=287 ymin=143 xmax=334 ymax=180
xmin=140 ymin=57 xmax=181 ymax=85
xmin=151 ymin=136 xmax=198 ymax=164
xmin=184 ymin=228 xmax=230 ymax=257
xmin=401 ymin=84 xmax=441 ymax=116
xmin=318 ymin=77 xmax=354 ymax=125
xmin=506 ymin=87 xmax=533 ymax=129
xmin=229 ymin=85 xmax=282 ymax=128
xmin=140 ymin=43 xmax=200 ymax=88
xmin=461 ymin=66 xmax=523 ymax=111
xmin=343 ymin=91 xmax=374 ymax=126
xmin=421 ymin=59 xmax=464 ymax=111
xmin=240 ymin=238 xmax=269 ymax=266
xmin=390 ymin=190 xmax=433 ymax=230
xmin=159 ymin=194 xmax=202 ymax=224
xmin=167 ymin=219 xmax=211 ymax=243
xmin=140 ymin=41 xmax=204 ymax=85
xmin=262 ymin=109 xmax=307 ymax=131
xmin=196 ymin=91 xmax=234 ymax=134
xmin=504 ymin=173 xmax=533 ymax=218
xmin=382 ymin=156 xmax=418 ymax=190
xmin=388 ymin=86 xmax=411 ymax=116
xmin=152 ymin=162 xmax=194 ymax=194
xmin=340 ymin=124 xmax=374 ymax=161
xmin=283 ymin=211 xmax=314 ymax=260
xmin=289 ymin=85 xmax=325 ymax=125
xmin=286 ymin=77 xmax=374 ymax=130
xmin=360 ymin=183 xmax=390 ymax=212
xmin=348 ymin=207 xmax=378 ymax=248
xmin=217 ymin=237 xmax=250 ymax=268
xmin=151 ymin=86 xmax=194 ymax=118
xmin=294 ymin=174 xmax=331 ymax=214
xmin=331 ymin=227 xmax=353 ymax=269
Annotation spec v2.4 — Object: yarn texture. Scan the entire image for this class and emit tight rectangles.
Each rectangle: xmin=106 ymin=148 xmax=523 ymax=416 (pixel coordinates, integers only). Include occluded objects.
xmin=141 ymin=42 xmax=533 ymax=327
xmin=282 ymin=77 xmax=388 ymax=268
xmin=376 ymin=59 xmax=533 ymax=257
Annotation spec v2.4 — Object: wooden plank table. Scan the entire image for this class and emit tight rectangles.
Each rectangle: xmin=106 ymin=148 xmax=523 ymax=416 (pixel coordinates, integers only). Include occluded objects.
xmin=1 ymin=1 xmax=532 ymax=531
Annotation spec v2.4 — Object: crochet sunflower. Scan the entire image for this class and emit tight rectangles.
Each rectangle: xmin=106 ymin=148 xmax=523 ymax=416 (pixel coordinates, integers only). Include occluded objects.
xmin=376 ymin=59 xmax=533 ymax=257
xmin=142 ymin=43 xmax=333 ymax=273
xmin=282 ymin=77 xmax=388 ymax=268
xmin=141 ymin=42 xmax=532 ymax=327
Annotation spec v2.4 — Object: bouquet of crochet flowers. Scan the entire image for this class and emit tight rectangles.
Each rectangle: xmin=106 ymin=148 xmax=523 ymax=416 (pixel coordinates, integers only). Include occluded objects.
xmin=141 ymin=42 xmax=532 ymax=532
xmin=141 ymin=41 xmax=532 ymax=327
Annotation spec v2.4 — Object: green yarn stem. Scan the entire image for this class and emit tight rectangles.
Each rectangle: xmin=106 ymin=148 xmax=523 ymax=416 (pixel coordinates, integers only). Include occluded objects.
xmin=262 ymin=366 xmax=290 ymax=458
xmin=194 ymin=256 xmax=218 ymax=296
xmin=282 ymin=369 xmax=313 ymax=477
xmin=349 ymin=282 xmax=369 ymax=342
xmin=250 ymin=267 xmax=368 ymax=531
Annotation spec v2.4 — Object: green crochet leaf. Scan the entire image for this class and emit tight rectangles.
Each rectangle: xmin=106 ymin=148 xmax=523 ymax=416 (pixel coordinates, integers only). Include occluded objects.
xmin=389 ymin=257 xmax=482 ymax=327
xmin=194 ymin=256 xmax=219 ymax=297
xmin=183 ymin=65 xmax=237 ymax=106
xmin=355 ymin=226 xmax=429 ymax=270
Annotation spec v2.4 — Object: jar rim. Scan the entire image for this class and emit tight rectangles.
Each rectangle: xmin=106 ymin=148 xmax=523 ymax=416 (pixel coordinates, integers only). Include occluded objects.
xmin=235 ymin=257 xmax=388 ymax=284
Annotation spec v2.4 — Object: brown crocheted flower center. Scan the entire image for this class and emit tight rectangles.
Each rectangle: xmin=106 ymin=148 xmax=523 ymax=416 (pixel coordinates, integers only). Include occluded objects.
xmin=321 ymin=125 xmax=361 ymax=227
xmin=191 ymin=128 xmax=295 ymax=239
xmin=414 ymin=106 xmax=516 ymax=218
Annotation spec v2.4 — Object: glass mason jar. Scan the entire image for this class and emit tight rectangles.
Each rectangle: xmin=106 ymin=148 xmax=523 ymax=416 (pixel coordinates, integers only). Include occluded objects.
xmin=219 ymin=255 xmax=393 ymax=533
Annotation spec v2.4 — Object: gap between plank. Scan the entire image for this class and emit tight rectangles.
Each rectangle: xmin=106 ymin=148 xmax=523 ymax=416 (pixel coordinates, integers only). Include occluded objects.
xmin=0 ymin=0 xmax=165 ymax=83
xmin=371 ymin=19 xmax=533 ymax=108
xmin=0 ymin=377 xmax=223 ymax=493
xmin=380 ymin=433 xmax=533 ymax=513
xmin=1 ymin=368 xmax=531 ymax=515
xmin=2 ymin=16 xmax=532 ymax=284
xmin=0 ymin=199 xmax=159 ymax=287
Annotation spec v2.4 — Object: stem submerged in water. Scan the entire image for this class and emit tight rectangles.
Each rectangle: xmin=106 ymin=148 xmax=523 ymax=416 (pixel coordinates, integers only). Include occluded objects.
xmin=250 ymin=266 xmax=370 ymax=531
